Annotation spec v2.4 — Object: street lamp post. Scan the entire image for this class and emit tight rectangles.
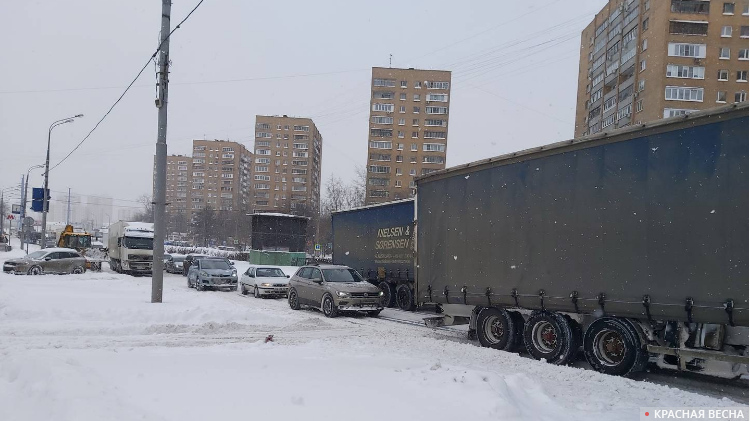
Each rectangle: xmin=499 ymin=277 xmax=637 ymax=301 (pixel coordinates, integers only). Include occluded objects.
xmin=21 ymin=164 xmax=45 ymax=251
xmin=40 ymin=114 xmax=83 ymax=249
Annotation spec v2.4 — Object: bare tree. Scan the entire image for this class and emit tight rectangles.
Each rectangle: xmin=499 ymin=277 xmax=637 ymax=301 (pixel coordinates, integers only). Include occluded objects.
xmin=132 ymin=194 xmax=154 ymax=223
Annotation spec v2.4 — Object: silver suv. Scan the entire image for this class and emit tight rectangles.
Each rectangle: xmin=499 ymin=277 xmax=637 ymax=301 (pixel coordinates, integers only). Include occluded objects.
xmin=287 ymin=265 xmax=384 ymax=317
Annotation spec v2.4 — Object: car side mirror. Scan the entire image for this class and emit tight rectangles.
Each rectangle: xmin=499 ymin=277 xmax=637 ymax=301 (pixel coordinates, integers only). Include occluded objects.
xmin=286 ymin=275 xmax=290 ymax=278
xmin=44 ymin=257 xmax=52 ymax=261
xmin=312 ymin=278 xmax=323 ymax=284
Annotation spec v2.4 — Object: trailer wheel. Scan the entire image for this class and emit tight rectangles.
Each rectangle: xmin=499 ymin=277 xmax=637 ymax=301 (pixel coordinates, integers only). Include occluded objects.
xmin=584 ymin=317 xmax=647 ymax=376
xmin=395 ymin=284 xmax=416 ymax=311
xmin=523 ymin=311 xmax=575 ymax=364
xmin=476 ymin=307 xmax=519 ymax=351
xmin=378 ymin=281 xmax=396 ymax=308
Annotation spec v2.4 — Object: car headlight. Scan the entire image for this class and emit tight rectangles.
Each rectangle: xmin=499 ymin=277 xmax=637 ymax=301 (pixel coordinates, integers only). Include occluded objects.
xmin=200 ymin=271 xmax=208 ymax=277
xmin=378 ymin=291 xmax=384 ymax=296
xmin=260 ymin=283 xmax=272 ymax=287
xmin=232 ymin=269 xmax=237 ymax=275
xmin=336 ymin=291 xmax=350 ymax=298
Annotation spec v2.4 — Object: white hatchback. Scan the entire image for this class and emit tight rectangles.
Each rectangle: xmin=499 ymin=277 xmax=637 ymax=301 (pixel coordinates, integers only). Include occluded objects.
xmin=239 ymin=266 xmax=290 ymax=298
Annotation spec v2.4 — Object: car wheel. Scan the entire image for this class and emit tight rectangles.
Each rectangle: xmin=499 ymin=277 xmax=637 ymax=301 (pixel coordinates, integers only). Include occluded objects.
xmin=288 ymin=288 xmax=300 ymax=310
xmin=196 ymin=282 xmax=205 ymax=291
xmin=322 ymin=294 xmax=339 ymax=318
xmin=27 ymin=266 xmax=43 ymax=276
xmin=239 ymin=283 xmax=248 ymax=295
xmin=71 ymin=266 xmax=84 ymax=275
xmin=254 ymin=286 xmax=261 ymax=299
xmin=367 ymin=310 xmax=381 ymax=317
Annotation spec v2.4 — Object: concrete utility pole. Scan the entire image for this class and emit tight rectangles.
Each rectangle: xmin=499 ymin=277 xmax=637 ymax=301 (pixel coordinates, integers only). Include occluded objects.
xmin=151 ymin=0 xmax=171 ymax=303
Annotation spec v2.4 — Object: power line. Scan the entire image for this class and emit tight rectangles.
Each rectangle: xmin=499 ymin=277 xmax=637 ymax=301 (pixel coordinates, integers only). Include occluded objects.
xmin=48 ymin=0 xmax=206 ymax=173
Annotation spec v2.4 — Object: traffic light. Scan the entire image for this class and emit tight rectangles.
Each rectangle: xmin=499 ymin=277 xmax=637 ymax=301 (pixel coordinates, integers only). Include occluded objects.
xmin=31 ymin=188 xmax=50 ymax=213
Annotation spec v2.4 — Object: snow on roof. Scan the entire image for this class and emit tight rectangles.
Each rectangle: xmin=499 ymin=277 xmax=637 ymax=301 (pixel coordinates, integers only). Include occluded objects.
xmin=39 ymin=248 xmax=79 ymax=253
xmin=252 ymin=212 xmax=310 ymax=220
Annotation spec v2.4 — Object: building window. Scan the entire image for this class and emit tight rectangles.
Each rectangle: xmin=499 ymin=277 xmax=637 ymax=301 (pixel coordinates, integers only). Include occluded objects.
xmin=423 ymin=131 xmax=446 ymax=139
xmin=398 ymin=118 xmax=405 ymax=125
xmin=640 ymin=60 xmax=646 ymax=72
xmin=396 ymin=155 xmax=403 ymax=163
xmin=413 ymin=94 xmax=420 ymax=102
xmin=411 ymin=131 xmax=419 ymax=138
xmin=638 ymin=80 xmax=645 ymax=91
xmin=739 ymin=49 xmax=749 ymax=60
xmin=741 ymin=26 xmax=749 ymax=37
xmin=591 ymin=88 xmax=603 ymax=102
xmin=668 ymin=43 xmax=706 ymax=58
xmin=372 ymin=103 xmax=394 ymax=112
xmin=374 ymin=78 xmax=396 ymax=87
xmin=399 ymin=106 xmax=406 ymax=113
xmin=670 ymin=0 xmax=710 ymax=14
xmin=718 ymin=69 xmax=729 ymax=81
xmin=400 ymin=93 xmax=406 ymax=101
xmin=409 ymin=169 xmax=417 ymax=176
xmin=636 ymin=99 xmax=643 ymax=112
xmin=641 ymin=39 xmax=648 ymax=51
xmin=368 ymin=165 xmax=390 ymax=174
xmin=721 ymin=25 xmax=733 ymax=37
xmin=426 ymin=81 xmax=449 ymax=89
xmin=395 ymin=180 xmax=402 ymax=188
xmin=426 ymin=93 xmax=449 ymax=102
xmin=738 ymin=70 xmax=748 ymax=82
xmin=592 ymin=72 xmax=604 ymax=86
xmin=411 ymin=143 xmax=418 ymax=151
xmin=412 ymin=119 xmax=419 ymax=126
xmin=642 ymin=17 xmax=649 ymax=31
xmin=400 ymin=80 xmax=407 ymax=88
xmin=717 ymin=91 xmax=727 ymax=103
xmin=369 ymin=141 xmax=392 ymax=149
xmin=723 ymin=2 xmax=735 ymax=14
xmin=601 ymin=114 xmax=616 ymax=129
xmin=397 ymin=143 xmax=404 ymax=150
xmin=410 ymin=156 xmax=417 ymax=163
xmin=663 ymin=108 xmax=698 ymax=118
xmin=413 ymin=106 xmax=420 ymax=113
xmin=719 ymin=47 xmax=731 ymax=59
xmin=666 ymin=64 xmax=705 ymax=79
xmin=396 ymin=168 xmax=402 ymax=175
xmin=414 ymin=81 xmax=421 ymax=89
xmin=735 ymin=91 xmax=747 ymax=102
xmin=423 ymin=143 xmax=446 ymax=152
xmin=425 ymin=106 xmax=448 ymax=114
xmin=669 ymin=21 xmax=708 ymax=35
xmin=372 ymin=116 xmax=393 ymax=124
xmin=664 ymin=86 xmax=704 ymax=102
xmin=398 ymin=131 xmax=405 ymax=138
xmin=422 ymin=156 xmax=445 ymax=164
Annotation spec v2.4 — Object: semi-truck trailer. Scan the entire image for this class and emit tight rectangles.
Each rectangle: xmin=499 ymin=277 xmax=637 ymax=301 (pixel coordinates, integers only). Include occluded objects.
xmin=332 ymin=199 xmax=415 ymax=309
xmin=108 ymin=221 xmax=154 ymax=275
xmin=334 ymin=103 xmax=748 ymax=378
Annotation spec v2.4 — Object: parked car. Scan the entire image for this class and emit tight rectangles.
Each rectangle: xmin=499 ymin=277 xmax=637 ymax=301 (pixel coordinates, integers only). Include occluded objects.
xmin=182 ymin=253 xmax=209 ymax=276
xmin=287 ymin=265 xmax=384 ymax=317
xmin=165 ymin=254 xmax=186 ymax=274
xmin=239 ymin=266 xmax=290 ymax=298
xmin=3 ymin=248 xmax=87 ymax=275
xmin=187 ymin=257 xmax=238 ymax=291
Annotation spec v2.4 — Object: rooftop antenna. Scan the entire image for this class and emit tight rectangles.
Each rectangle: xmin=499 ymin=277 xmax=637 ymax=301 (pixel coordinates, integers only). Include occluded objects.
xmin=389 ymin=54 xmax=392 ymax=68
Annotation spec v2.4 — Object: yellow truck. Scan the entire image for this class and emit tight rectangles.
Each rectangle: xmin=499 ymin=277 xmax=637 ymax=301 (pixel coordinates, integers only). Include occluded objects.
xmin=56 ymin=225 xmax=105 ymax=271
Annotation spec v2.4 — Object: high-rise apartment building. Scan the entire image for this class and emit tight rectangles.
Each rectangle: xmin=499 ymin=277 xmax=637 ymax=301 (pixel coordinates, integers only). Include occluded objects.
xmin=251 ymin=115 xmax=323 ymax=216
xmin=189 ymin=139 xmax=252 ymax=217
xmin=575 ymin=0 xmax=749 ymax=137
xmin=365 ymin=67 xmax=452 ymax=205
xmin=164 ymin=154 xmax=192 ymax=216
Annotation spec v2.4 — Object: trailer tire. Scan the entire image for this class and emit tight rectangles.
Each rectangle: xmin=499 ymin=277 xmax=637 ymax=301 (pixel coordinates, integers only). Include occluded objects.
xmin=395 ymin=284 xmax=416 ymax=311
xmin=378 ymin=281 xmax=396 ymax=308
xmin=476 ymin=307 xmax=519 ymax=351
xmin=523 ymin=311 xmax=575 ymax=365
xmin=583 ymin=317 xmax=647 ymax=376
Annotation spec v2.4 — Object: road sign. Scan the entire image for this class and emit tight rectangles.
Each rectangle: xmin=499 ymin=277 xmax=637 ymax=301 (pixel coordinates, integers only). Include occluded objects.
xmin=315 ymin=244 xmax=321 ymax=251
xmin=6 ymin=215 xmax=15 ymax=220
xmin=11 ymin=204 xmax=21 ymax=214
xmin=234 ymin=239 xmax=239 ymax=245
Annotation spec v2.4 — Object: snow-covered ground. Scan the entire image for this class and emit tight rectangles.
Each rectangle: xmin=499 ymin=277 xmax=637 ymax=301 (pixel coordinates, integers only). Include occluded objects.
xmin=0 ymin=239 xmax=745 ymax=421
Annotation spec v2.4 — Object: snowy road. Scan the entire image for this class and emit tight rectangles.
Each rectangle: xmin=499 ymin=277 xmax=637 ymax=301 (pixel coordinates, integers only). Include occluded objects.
xmin=0 ymin=243 xmax=746 ymax=421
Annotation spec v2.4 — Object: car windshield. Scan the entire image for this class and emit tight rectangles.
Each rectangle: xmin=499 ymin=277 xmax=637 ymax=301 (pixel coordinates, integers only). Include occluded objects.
xmin=66 ymin=235 xmax=91 ymax=249
xmin=322 ymin=268 xmax=363 ymax=283
xmin=27 ymin=251 xmax=47 ymax=259
xmin=123 ymin=236 xmax=153 ymax=250
xmin=201 ymin=260 xmax=230 ymax=270
xmin=256 ymin=268 xmax=285 ymax=278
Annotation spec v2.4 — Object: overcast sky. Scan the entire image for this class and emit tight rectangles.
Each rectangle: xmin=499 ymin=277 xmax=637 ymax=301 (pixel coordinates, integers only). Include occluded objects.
xmin=0 ymin=0 xmax=606 ymax=213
